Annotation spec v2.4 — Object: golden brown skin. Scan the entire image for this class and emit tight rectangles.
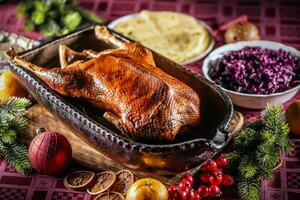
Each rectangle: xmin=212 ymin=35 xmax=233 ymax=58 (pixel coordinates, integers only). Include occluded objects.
xmin=11 ymin=43 xmax=200 ymax=142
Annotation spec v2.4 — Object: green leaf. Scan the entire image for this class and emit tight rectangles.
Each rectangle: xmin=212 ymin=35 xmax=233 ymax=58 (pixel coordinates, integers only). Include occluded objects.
xmin=16 ymin=3 xmax=28 ymax=17
xmin=33 ymin=1 xmax=48 ymax=12
xmin=32 ymin=10 xmax=45 ymax=25
xmin=40 ymin=19 xmax=60 ymax=37
xmin=24 ymin=20 xmax=36 ymax=31
xmin=79 ymin=8 xmax=103 ymax=23
xmin=63 ymin=11 xmax=82 ymax=31
xmin=16 ymin=0 xmax=102 ymax=36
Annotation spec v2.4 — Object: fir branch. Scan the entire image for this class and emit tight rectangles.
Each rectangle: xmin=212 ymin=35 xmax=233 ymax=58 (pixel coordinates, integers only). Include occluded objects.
xmin=239 ymin=157 xmax=257 ymax=179
xmin=0 ymin=141 xmax=31 ymax=174
xmin=227 ymin=151 xmax=240 ymax=163
xmin=228 ymin=104 xmax=291 ymax=200
xmin=256 ymin=143 xmax=279 ymax=169
xmin=259 ymin=166 xmax=275 ymax=180
xmin=261 ymin=130 xmax=276 ymax=144
xmin=1 ymin=129 xmax=17 ymax=144
xmin=262 ymin=104 xmax=288 ymax=138
xmin=234 ymin=128 xmax=258 ymax=148
xmin=9 ymin=116 xmax=28 ymax=133
xmin=0 ymin=97 xmax=31 ymax=116
xmin=247 ymin=120 xmax=263 ymax=130
xmin=0 ymin=97 xmax=32 ymax=174
xmin=238 ymin=178 xmax=260 ymax=200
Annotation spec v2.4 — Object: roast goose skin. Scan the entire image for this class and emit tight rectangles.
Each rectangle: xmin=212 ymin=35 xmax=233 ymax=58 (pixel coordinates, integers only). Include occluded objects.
xmin=9 ymin=26 xmax=200 ymax=142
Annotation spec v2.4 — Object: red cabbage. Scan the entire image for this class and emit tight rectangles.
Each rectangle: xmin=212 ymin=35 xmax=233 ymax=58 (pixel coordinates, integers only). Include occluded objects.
xmin=208 ymin=47 xmax=299 ymax=94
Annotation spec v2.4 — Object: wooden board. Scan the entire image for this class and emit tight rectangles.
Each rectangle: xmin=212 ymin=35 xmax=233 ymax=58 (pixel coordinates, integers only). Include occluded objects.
xmin=24 ymin=104 xmax=243 ymax=185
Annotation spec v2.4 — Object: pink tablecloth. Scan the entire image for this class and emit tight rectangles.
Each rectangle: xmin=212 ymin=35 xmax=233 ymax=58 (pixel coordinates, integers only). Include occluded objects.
xmin=0 ymin=0 xmax=300 ymax=200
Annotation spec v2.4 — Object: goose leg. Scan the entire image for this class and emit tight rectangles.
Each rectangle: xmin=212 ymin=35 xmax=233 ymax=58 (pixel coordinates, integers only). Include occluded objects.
xmin=95 ymin=26 xmax=125 ymax=48
xmin=103 ymin=112 xmax=122 ymax=130
xmin=8 ymin=49 xmax=48 ymax=75
xmin=59 ymin=45 xmax=87 ymax=68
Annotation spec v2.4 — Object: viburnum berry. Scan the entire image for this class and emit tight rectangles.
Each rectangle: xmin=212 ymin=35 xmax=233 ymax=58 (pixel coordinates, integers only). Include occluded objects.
xmin=222 ymin=174 xmax=234 ymax=186
xmin=193 ymin=192 xmax=201 ymax=200
xmin=168 ymin=185 xmax=178 ymax=193
xmin=209 ymin=171 xmax=223 ymax=185
xmin=180 ymin=190 xmax=189 ymax=200
xmin=184 ymin=174 xmax=194 ymax=186
xmin=188 ymin=189 xmax=197 ymax=200
xmin=168 ymin=185 xmax=179 ymax=199
xmin=201 ymin=159 xmax=218 ymax=172
xmin=215 ymin=155 xmax=228 ymax=168
xmin=209 ymin=185 xmax=221 ymax=197
xmin=179 ymin=179 xmax=192 ymax=192
xmin=212 ymin=169 xmax=223 ymax=176
xmin=198 ymin=185 xmax=209 ymax=197
xmin=199 ymin=172 xmax=212 ymax=183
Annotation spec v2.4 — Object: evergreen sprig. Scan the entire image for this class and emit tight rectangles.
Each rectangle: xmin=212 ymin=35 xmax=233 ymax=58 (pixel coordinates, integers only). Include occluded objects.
xmin=228 ymin=104 xmax=292 ymax=200
xmin=238 ymin=178 xmax=260 ymax=200
xmin=0 ymin=97 xmax=32 ymax=174
xmin=0 ymin=142 xmax=31 ymax=175
xmin=0 ymin=97 xmax=31 ymax=116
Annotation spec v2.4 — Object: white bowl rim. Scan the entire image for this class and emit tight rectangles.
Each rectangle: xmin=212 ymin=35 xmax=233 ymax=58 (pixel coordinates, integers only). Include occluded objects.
xmin=108 ymin=12 xmax=215 ymax=65
xmin=202 ymin=40 xmax=300 ymax=98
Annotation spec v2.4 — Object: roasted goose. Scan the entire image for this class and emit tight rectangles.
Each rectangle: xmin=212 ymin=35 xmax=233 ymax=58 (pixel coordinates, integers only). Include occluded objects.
xmin=9 ymin=26 xmax=200 ymax=142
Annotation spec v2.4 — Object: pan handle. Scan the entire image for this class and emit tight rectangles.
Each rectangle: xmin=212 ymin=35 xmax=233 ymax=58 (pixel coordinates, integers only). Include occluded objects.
xmin=210 ymin=127 xmax=230 ymax=150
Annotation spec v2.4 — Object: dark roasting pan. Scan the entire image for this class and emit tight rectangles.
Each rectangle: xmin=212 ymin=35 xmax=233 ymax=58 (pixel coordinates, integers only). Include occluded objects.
xmin=7 ymin=25 xmax=233 ymax=174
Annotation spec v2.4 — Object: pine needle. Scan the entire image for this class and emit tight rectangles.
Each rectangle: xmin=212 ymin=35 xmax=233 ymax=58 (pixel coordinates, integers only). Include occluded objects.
xmin=0 ymin=97 xmax=31 ymax=116
xmin=238 ymin=178 xmax=260 ymax=200
xmin=256 ymin=143 xmax=279 ymax=169
xmin=0 ymin=141 xmax=31 ymax=175
xmin=1 ymin=129 xmax=17 ymax=144
xmin=10 ymin=116 xmax=28 ymax=133
xmin=229 ymin=103 xmax=291 ymax=199
xmin=234 ymin=128 xmax=258 ymax=147
xmin=0 ymin=97 xmax=32 ymax=174
xmin=239 ymin=159 xmax=258 ymax=179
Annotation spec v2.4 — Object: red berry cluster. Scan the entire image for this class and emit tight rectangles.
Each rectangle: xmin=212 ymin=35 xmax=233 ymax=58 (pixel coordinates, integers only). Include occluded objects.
xmin=168 ymin=155 xmax=233 ymax=200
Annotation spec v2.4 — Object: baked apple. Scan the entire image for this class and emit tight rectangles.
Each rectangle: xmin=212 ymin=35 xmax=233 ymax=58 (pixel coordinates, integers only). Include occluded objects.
xmin=126 ymin=178 xmax=168 ymax=200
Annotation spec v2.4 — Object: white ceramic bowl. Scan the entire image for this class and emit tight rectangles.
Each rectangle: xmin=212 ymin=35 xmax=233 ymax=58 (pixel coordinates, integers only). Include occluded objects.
xmin=108 ymin=13 xmax=215 ymax=65
xmin=203 ymin=40 xmax=300 ymax=109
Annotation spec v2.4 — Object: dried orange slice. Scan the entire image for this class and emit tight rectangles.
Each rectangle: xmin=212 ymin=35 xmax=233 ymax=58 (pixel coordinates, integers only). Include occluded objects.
xmin=87 ymin=171 xmax=116 ymax=195
xmin=111 ymin=170 xmax=135 ymax=195
xmin=94 ymin=191 xmax=124 ymax=200
xmin=64 ymin=171 xmax=95 ymax=190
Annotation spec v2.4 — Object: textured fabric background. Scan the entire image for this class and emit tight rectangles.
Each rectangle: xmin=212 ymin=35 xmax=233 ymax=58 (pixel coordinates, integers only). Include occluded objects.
xmin=0 ymin=0 xmax=300 ymax=199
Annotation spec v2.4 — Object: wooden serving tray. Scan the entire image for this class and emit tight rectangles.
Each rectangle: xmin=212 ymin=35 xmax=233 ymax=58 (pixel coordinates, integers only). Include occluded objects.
xmin=23 ymin=104 xmax=243 ymax=185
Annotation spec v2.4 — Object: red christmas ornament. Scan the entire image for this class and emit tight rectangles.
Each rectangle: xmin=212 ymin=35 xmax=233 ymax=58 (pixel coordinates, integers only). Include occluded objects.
xmin=28 ymin=128 xmax=72 ymax=175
